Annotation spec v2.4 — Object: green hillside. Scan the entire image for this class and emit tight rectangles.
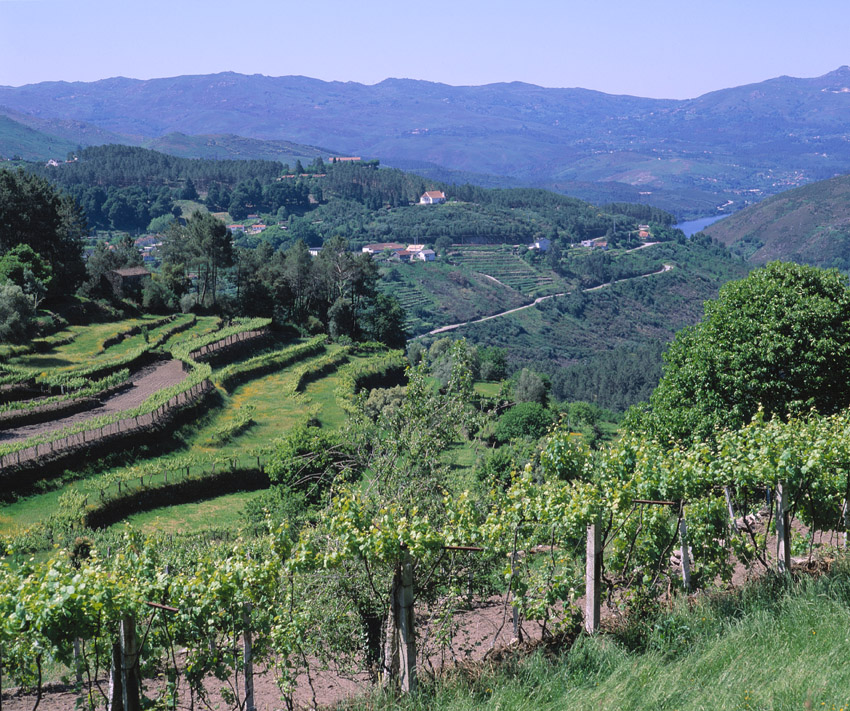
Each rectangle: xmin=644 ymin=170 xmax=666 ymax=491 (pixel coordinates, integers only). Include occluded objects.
xmin=0 ymin=114 xmax=77 ymax=161
xmin=704 ymin=173 xmax=850 ymax=269
xmin=142 ymin=132 xmax=332 ymax=163
xmin=431 ymin=238 xmax=749 ymax=410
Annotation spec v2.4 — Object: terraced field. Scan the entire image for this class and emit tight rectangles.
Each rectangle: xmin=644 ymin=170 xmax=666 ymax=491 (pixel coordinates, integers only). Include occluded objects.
xmin=0 ymin=316 xmax=405 ymax=538
xmin=449 ymin=245 xmax=567 ymax=296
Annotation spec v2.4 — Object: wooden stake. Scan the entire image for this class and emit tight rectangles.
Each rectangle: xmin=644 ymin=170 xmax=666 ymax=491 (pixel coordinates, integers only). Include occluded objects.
xmin=74 ymin=638 xmax=83 ymax=685
xmin=585 ymin=514 xmax=601 ymax=634
xmin=107 ymin=641 xmax=123 ymax=711
xmin=382 ymin=552 xmax=417 ymax=693
xmin=679 ymin=517 xmax=692 ymax=592
xmin=511 ymin=552 xmax=521 ymax=642
xmin=775 ymin=481 xmax=791 ymax=574
xmin=242 ymin=603 xmax=256 ymax=711
xmin=120 ymin=616 xmax=141 ymax=711
xmin=724 ymin=486 xmax=739 ymax=533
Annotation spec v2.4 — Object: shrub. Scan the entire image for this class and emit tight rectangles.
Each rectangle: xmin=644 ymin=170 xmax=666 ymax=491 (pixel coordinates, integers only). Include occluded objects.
xmin=494 ymin=402 xmax=553 ymax=443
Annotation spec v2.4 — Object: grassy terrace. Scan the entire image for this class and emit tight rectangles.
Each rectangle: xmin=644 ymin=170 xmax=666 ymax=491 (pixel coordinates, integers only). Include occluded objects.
xmin=449 ymin=245 xmax=568 ymax=297
xmin=0 ymin=333 xmax=395 ymax=534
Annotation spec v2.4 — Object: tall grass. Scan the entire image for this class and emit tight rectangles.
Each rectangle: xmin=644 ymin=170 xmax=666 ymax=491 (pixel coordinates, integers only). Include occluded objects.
xmin=343 ymin=562 xmax=850 ymax=711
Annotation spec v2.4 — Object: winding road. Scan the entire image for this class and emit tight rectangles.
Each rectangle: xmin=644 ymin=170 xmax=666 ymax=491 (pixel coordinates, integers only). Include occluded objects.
xmin=422 ymin=262 xmax=673 ymax=337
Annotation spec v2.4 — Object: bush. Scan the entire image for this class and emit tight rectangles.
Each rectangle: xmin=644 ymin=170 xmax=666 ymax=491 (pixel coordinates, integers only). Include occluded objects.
xmin=0 ymin=282 xmax=36 ymax=343
xmin=494 ymin=402 xmax=553 ymax=443
xmin=265 ymin=425 xmax=352 ymax=502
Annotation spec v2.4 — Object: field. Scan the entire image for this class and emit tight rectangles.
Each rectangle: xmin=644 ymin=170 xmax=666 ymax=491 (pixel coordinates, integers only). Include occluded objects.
xmin=448 ymin=244 xmax=568 ymax=296
xmin=380 ymin=259 xmax=530 ymax=334
xmin=0 ymin=315 xmax=404 ymax=538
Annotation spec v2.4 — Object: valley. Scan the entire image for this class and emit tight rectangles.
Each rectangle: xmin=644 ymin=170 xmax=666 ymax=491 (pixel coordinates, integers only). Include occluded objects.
xmin=1 ymin=75 xmax=849 ymax=708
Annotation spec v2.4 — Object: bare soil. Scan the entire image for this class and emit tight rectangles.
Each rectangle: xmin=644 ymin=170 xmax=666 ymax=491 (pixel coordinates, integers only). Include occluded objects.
xmin=0 ymin=360 xmax=188 ymax=443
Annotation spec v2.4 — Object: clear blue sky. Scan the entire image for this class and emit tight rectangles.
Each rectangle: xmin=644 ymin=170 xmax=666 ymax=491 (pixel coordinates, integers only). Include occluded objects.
xmin=1 ymin=0 xmax=848 ymax=99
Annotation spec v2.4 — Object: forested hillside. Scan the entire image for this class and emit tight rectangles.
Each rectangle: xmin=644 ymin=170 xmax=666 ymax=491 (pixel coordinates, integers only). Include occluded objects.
xmin=1 ymin=146 xmax=752 ymax=410
xmin=704 ymin=172 xmax=850 ymax=269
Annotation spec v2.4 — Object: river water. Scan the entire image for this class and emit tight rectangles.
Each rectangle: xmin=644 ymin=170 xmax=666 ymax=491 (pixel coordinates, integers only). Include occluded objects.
xmin=674 ymin=214 xmax=728 ymax=237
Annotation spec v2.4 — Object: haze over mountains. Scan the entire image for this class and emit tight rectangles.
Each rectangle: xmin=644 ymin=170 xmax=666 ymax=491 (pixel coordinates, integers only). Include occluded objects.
xmin=2 ymin=67 xmax=850 ymax=217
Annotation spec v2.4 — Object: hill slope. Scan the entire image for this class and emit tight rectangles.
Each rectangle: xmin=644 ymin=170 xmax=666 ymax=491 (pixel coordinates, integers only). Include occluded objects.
xmin=0 ymin=114 xmax=77 ymax=161
xmin=703 ymin=173 xmax=850 ymax=269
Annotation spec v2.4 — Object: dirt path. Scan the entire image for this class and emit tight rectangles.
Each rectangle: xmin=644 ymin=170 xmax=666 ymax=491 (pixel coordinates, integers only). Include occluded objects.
xmin=0 ymin=360 xmax=188 ymax=443
xmin=423 ymin=263 xmax=673 ymax=336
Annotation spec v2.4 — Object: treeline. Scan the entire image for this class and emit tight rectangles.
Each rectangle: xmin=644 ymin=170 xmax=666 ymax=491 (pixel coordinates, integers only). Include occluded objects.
xmin=601 ymin=202 xmax=676 ymax=225
xmin=35 ymin=145 xmax=284 ymax=190
xmin=29 ymin=146 xmax=660 ymax=246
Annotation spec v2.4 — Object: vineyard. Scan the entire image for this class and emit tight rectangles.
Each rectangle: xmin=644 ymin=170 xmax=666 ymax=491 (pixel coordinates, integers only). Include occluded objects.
xmin=448 ymin=245 xmax=567 ymax=297
xmin=0 ymin=315 xmax=405 ymax=540
xmin=2 ymin=336 xmax=850 ymax=709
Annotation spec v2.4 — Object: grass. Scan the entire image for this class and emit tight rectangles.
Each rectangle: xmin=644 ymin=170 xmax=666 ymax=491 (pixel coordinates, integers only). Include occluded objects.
xmin=113 ymin=490 xmax=265 ymax=534
xmin=0 ymin=342 xmax=359 ymax=534
xmin=474 ymin=381 xmax=502 ymax=398
xmin=344 ymin=561 xmax=850 ymax=711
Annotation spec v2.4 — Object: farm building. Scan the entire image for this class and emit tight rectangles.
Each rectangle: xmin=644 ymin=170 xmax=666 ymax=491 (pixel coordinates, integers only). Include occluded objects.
xmin=419 ymin=190 xmax=446 ymax=205
xmin=103 ymin=267 xmax=151 ymax=299
xmin=362 ymin=242 xmax=406 ymax=255
xmin=413 ymin=249 xmax=436 ymax=261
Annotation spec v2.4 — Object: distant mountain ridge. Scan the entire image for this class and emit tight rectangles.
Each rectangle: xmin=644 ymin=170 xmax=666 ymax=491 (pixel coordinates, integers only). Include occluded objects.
xmin=2 ymin=68 xmax=850 ymax=217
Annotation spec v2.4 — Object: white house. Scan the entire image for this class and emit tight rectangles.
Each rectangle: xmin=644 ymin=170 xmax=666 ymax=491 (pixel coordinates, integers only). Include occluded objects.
xmin=362 ymin=242 xmax=406 ymax=255
xmin=413 ymin=249 xmax=436 ymax=261
xmin=419 ymin=190 xmax=447 ymax=205
xmin=529 ymin=238 xmax=551 ymax=252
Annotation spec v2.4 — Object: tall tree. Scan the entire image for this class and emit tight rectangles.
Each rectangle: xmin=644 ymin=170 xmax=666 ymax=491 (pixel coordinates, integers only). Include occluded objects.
xmin=0 ymin=168 xmax=86 ymax=298
xmin=638 ymin=261 xmax=850 ymax=442
xmin=183 ymin=211 xmax=234 ymax=306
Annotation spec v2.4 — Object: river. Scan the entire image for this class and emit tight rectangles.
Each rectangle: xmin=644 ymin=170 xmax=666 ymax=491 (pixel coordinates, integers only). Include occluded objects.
xmin=674 ymin=214 xmax=728 ymax=237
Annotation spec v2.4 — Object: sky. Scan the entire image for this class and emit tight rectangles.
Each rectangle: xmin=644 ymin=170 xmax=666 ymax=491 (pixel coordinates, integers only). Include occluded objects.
xmin=0 ymin=0 xmax=848 ymax=99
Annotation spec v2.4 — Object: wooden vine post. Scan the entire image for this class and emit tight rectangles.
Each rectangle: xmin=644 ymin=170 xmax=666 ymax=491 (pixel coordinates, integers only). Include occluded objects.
xmin=679 ymin=515 xmax=692 ymax=592
xmin=120 ymin=616 xmax=141 ymax=711
xmin=242 ymin=603 xmax=256 ymax=711
xmin=107 ymin=641 xmax=123 ymax=711
xmin=382 ymin=550 xmax=417 ymax=693
xmin=775 ymin=481 xmax=791 ymax=573
xmin=585 ymin=513 xmax=602 ymax=634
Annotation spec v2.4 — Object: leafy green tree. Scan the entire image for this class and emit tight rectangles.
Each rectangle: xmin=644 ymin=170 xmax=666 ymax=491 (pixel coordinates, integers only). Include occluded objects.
xmin=434 ymin=235 xmax=452 ymax=256
xmin=0 ymin=168 xmax=86 ymax=297
xmin=361 ymin=293 xmax=407 ymax=348
xmin=147 ymin=213 xmax=176 ymax=234
xmin=639 ymin=261 xmax=850 ymax=442
xmin=283 ymin=239 xmax=314 ymax=322
xmin=183 ymin=211 xmax=235 ymax=306
xmin=180 ymin=177 xmax=199 ymax=201
xmin=0 ymin=244 xmax=52 ymax=308
xmin=513 ymin=368 xmax=548 ymax=405
xmin=478 ymin=346 xmax=507 ymax=381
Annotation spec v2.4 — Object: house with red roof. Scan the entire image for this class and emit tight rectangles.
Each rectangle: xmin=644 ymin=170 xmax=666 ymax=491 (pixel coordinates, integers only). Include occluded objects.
xmin=419 ymin=190 xmax=447 ymax=205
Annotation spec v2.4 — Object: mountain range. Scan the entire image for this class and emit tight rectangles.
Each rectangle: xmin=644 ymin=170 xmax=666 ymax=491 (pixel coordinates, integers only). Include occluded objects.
xmin=3 ymin=67 xmax=850 ymax=217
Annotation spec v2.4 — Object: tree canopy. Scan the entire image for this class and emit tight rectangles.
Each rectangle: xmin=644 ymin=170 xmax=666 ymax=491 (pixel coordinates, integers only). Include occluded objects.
xmin=637 ymin=261 xmax=850 ymax=442
xmin=0 ymin=168 xmax=85 ymax=297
